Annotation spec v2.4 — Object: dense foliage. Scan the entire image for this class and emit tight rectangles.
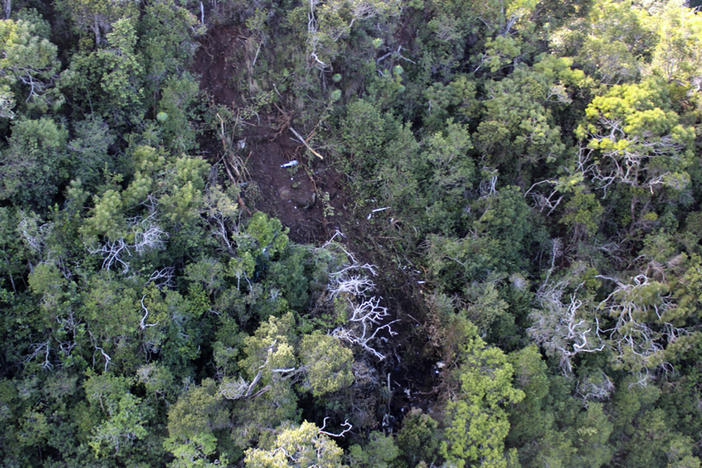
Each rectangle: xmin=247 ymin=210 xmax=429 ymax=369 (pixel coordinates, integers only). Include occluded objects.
xmin=1 ymin=0 xmax=701 ymax=466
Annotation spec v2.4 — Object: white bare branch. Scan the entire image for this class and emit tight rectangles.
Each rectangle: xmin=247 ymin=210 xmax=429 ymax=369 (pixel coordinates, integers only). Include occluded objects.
xmin=577 ymin=123 xmax=688 ymax=196
xmin=87 ymin=331 xmax=112 ymax=372
xmin=524 ymin=178 xmax=565 ymax=215
xmin=139 ymin=295 xmax=159 ymax=330
xmin=595 ymin=274 xmax=676 ymax=373
xmin=88 ymin=216 xmax=169 ymax=273
xmin=577 ymin=371 xmax=615 ymax=401
xmin=479 ymin=175 xmax=498 ymax=198
xmin=237 ymin=339 xmax=301 ymax=399
xmin=89 ymin=239 xmax=131 ymax=272
xmin=146 ymin=267 xmax=175 ymax=288
xmin=529 ymin=281 xmax=605 ymax=374
xmin=95 ymin=345 xmax=112 ymax=373
xmin=17 ymin=216 xmax=51 ymax=253
xmin=218 ymin=376 xmax=249 ymax=400
xmin=56 ymin=310 xmax=79 ymax=356
xmin=133 ymin=224 xmax=167 ymax=254
xmin=326 ymin=241 xmax=397 ymax=360
xmin=24 ymin=340 xmax=52 ymax=370
xmin=319 ymin=417 xmax=353 ymax=438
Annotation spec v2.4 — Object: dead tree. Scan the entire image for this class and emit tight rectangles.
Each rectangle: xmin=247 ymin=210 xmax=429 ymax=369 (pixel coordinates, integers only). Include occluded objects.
xmin=332 ymin=296 xmax=397 ymax=361
xmin=25 ymin=340 xmax=52 ymax=370
xmin=529 ymin=281 xmax=605 ymax=374
xmin=524 ymin=179 xmax=565 ymax=215
xmin=87 ymin=333 xmax=112 ymax=373
xmin=17 ymin=215 xmax=52 ymax=254
xmin=89 ymin=239 xmax=131 ymax=272
xmin=146 ymin=267 xmax=175 ymax=289
xmin=139 ymin=295 xmax=159 ymax=330
xmin=219 ymin=339 xmax=302 ymax=401
xmin=88 ymin=217 xmax=168 ymax=274
xmin=596 ymin=274 xmax=680 ymax=374
xmin=133 ymin=224 xmax=167 ymax=254
xmin=326 ymin=242 xmax=398 ymax=361
xmin=577 ymin=130 xmax=688 ymax=196
xmin=576 ymin=371 xmax=615 ymax=402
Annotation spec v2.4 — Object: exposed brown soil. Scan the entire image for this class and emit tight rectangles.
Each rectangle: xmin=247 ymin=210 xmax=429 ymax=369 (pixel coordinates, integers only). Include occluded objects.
xmin=194 ymin=24 xmax=354 ymax=243
xmin=236 ymin=124 xmax=350 ymax=243
xmin=193 ymin=24 xmax=243 ymax=108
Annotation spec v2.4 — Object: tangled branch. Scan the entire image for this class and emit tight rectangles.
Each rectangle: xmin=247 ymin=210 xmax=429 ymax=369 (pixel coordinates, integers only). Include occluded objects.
xmin=327 ymin=241 xmax=397 ymax=360
xmin=529 ymin=281 xmax=605 ymax=374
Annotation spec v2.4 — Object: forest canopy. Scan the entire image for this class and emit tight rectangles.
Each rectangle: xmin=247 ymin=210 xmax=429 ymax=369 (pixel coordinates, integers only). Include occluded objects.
xmin=0 ymin=0 xmax=701 ymax=467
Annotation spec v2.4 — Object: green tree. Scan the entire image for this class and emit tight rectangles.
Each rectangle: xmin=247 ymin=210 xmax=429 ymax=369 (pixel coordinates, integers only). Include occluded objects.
xmin=575 ymin=0 xmax=657 ymax=84
xmin=164 ymin=379 xmax=229 ymax=467
xmin=506 ymin=345 xmax=551 ymax=448
xmin=56 ymin=0 xmax=138 ymax=45
xmin=440 ymin=319 xmax=524 ymax=468
xmin=156 ymin=73 xmax=201 ymax=153
xmin=649 ymin=1 xmax=702 ymax=89
xmin=576 ymin=78 xmax=695 ymax=195
xmin=0 ymin=117 xmax=68 ymax=208
xmin=0 ymin=17 xmax=61 ymax=117
xmin=83 ymin=372 xmax=152 ymax=459
xmin=81 ymin=273 xmax=141 ymax=373
xmin=67 ymin=114 xmax=117 ymax=190
xmin=60 ymin=18 xmax=144 ymax=127
xmin=421 ymin=119 xmax=475 ymax=235
xmin=299 ymin=333 xmax=354 ymax=397
xmin=244 ymin=421 xmax=346 ymax=468
xmin=348 ymin=431 xmax=399 ymax=468
xmin=139 ymin=0 xmax=203 ymax=101
xmin=475 ymin=63 xmax=570 ymax=180
xmin=396 ymin=408 xmax=440 ymax=467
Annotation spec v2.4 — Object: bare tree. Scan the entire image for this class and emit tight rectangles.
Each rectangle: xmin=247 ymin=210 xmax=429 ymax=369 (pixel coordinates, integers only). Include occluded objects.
xmin=576 ymin=371 xmax=615 ymax=402
xmin=219 ymin=339 xmax=304 ymax=401
xmin=88 ymin=217 xmax=168 ymax=274
xmin=306 ymin=0 xmax=401 ymax=71
xmin=146 ymin=267 xmax=175 ymax=289
xmin=524 ymin=179 xmax=565 ymax=215
xmin=87 ymin=331 xmax=112 ymax=372
xmin=89 ymin=239 xmax=131 ymax=272
xmin=139 ymin=295 xmax=159 ymax=330
xmin=17 ymin=214 xmax=51 ymax=254
xmin=595 ymin=274 xmax=680 ymax=373
xmin=56 ymin=309 xmax=79 ymax=357
xmin=577 ymin=129 xmax=688 ymax=196
xmin=25 ymin=340 xmax=52 ymax=370
xmin=133 ymin=224 xmax=167 ymax=254
xmin=479 ymin=174 xmax=498 ymax=198
xmin=326 ymin=242 xmax=398 ymax=361
xmin=331 ymin=296 xmax=397 ymax=361
xmin=529 ymin=281 xmax=605 ymax=374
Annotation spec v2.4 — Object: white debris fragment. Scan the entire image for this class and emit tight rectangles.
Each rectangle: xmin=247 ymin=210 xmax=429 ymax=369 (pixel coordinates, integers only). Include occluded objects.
xmin=280 ymin=160 xmax=298 ymax=168
xmin=366 ymin=207 xmax=389 ymax=220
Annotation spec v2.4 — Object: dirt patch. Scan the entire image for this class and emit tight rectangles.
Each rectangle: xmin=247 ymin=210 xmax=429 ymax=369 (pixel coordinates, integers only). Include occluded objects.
xmin=194 ymin=24 xmax=352 ymax=243
xmin=193 ymin=24 xmax=244 ymax=108
xmin=239 ymin=125 xmax=348 ymax=243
